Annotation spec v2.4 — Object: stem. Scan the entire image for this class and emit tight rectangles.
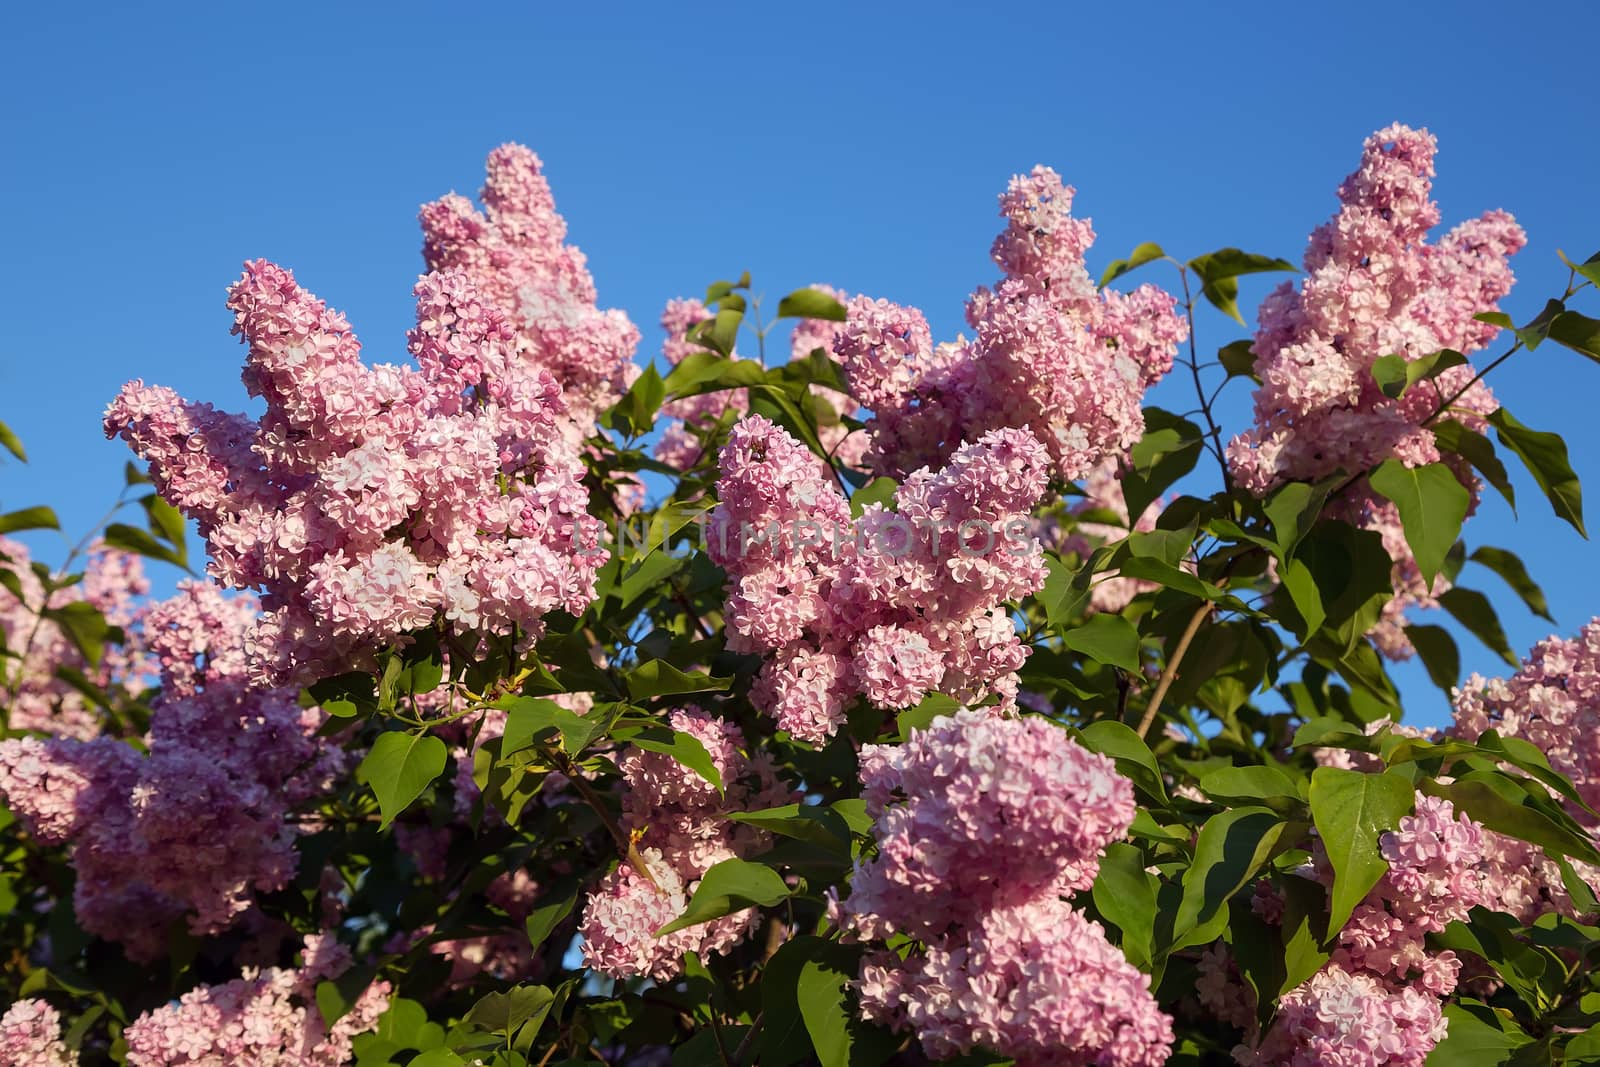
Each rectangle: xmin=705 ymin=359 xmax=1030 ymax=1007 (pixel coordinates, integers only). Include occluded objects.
xmin=732 ymin=1013 xmax=764 ymax=1065
xmin=553 ymin=749 xmax=661 ymax=890
xmin=1176 ymin=265 xmax=1231 ymax=485
xmin=1137 ymin=600 xmax=1212 ymax=739
xmin=708 ymin=1010 xmax=732 ymax=1067
xmin=1423 ymin=340 xmax=1522 ymax=426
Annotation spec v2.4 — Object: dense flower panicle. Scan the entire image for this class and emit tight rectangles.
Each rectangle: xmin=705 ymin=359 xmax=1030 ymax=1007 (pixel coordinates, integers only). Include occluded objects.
xmin=858 ymin=895 xmax=1172 ymax=1067
xmin=1447 ymin=621 xmax=1600 ymax=920
xmin=841 ymin=710 xmax=1134 ymax=940
xmin=1452 ymin=618 xmax=1600 ymax=820
xmin=419 ymin=144 xmax=641 ymax=431
xmin=1225 ymin=125 xmax=1526 ymax=657
xmin=580 ymin=708 xmax=792 ymax=979
xmin=106 ymin=256 xmax=606 ymax=687
xmin=0 ymin=582 xmax=343 ymax=960
xmin=1241 ymin=965 xmax=1446 ymax=1067
xmin=0 ymin=537 xmax=154 ymax=738
xmin=0 ymin=998 xmax=76 ymax=1067
xmin=836 ymin=166 xmax=1186 ymax=480
xmin=579 ymin=848 xmax=755 ymax=982
xmin=709 ymin=416 xmax=1050 ymax=741
xmin=1326 ymin=794 xmax=1484 ymax=995
xmin=122 ymin=935 xmax=390 ymax=1066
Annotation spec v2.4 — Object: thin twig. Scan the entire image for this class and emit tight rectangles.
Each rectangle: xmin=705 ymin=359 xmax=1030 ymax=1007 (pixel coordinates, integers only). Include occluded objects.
xmin=1137 ymin=600 xmax=1213 ymax=739
xmin=555 ymin=750 xmax=660 ymax=890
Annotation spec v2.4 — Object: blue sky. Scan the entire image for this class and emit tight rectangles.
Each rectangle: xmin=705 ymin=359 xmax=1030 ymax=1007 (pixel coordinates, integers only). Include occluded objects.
xmin=1 ymin=2 xmax=1595 ymax=725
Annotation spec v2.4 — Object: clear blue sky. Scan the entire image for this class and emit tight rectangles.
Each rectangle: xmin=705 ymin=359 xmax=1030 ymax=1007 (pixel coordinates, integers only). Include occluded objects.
xmin=2 ymin=2 xmax=1595 ymax=726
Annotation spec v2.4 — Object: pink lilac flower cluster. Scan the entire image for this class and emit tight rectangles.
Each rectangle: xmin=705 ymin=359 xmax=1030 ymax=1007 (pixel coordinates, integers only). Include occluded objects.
xmin=580 ymin=707 xmax=790 ymax=979
xmin=1453 ymin=618 xmax=1600 ymax=820
xmin=0 ymin=998 xmax=76 ymax=1067
xmin=841 ymin=711 xmax=1171 ymax=1066
xmin=419 ymin=144 xmax=640 ymax=434
xmin=1224 ymin=124 xmax=1526 ymax=658
xmin=1328 ymin=794 xmax=1484 ymax=997
xmin=1450 ymin=619 xmax=1600 ymax=918
xmin=835 ymin=167 xmax=1186 ymax=481
xmin=0 ymin=536 xmax=154 ymax=738
xmin=0 ymin=581 xmax=344 ymax=961
xmin=105 ymin=255 xmax=606 ymax=688
xmin=708 ymin=416 xmax=1051 ymax=743
xmin=1239 ymin=965 xmax=1447 ymax=1067
xmin=122 ymin=934 xmax=390 ymax=1066
xmin=1228 ymin=791 xmax=1486 ymax=1062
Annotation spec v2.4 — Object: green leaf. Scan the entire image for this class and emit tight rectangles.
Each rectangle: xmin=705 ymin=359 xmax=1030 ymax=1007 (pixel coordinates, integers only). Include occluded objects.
xmin=1433 ymin=420 xmax=1515 ymax=512
xmin=1122 ymin=409 xmax=1204 ymax=521
xmin=1198 ymin=764 xmax=1301 ymax=807
xmin=848 ymin=477 xmax=897 ymax=519
xmin=467 ymin=984 xmax=556 ymax=1046
xmin=1547 ymin=309 xmax=1600 ymax=365
xmin=1099 ymin=242 xmax=1167 ymax=288
xmin=1469 ymin=546 xmax=1553 ymax=621
xmin=1263 ymin=479 xmax=1335 ymax=559
xmin=726 ymin=804 xmax=851 ymax=853
xmin=1369 ymin=349 xmax=1467 ymax=399
xmin=1092 ymin=842 xmax=1158 ymax=969
xmin=316 ymin=965 xmax=377 ymax=1027
xmin=1172 ymin=807 xmax=1292 ymax=947
xmin=0 ymin=506 xmax=60 ymax=535
xmin=1491 ymin=408 xmax=1585 ymax=537
xmin=305 ymin=671 xmax=378 ymax=719
xmin=1427 ymin=1002 xmax=1533 ymax=1066
xmin=356 ymin=732 xmax=449 ymax=829
xmin=1566 ymin=1023 xmax=1600 ymax=1064
xmin=374 ymin=998 xmax=445 ymax=1051
xmin=1567 ymin=249 xmax=1600 ymax=287
xmin=608 ymin=362 xmax=667 ymax=435
xmin=500 ymin=697 xmax=605 ymax=758
xmin=1277 ymin=876 xmax=1332 ymax=994
xmin=1060 ymin=613 xmax=1142 ymax=672
xmin=524 ymin=887 xmax=579 ymax=950
xmin=624 ymin=725 xmax=723 ymax=793
xmin=656 ymin=858 xmax=792 ymax=935
xmin=776 ymin=287 xmax=848 ymax=322
xmin=39 ymin=602 xmax=110 ymax=667
xmin=0 ymin=420 xmax=25 ymax=461
xmin=895 ymin=692 xmax=961 ymax=740
xmin=1368 ymin=460 xmax=1469 ymax=586
xmin=689 ymin=307 xmax=743 ymax=357
xmin=1186 ymin=248 xmax=1297 ymax=324
xmin=1309 ymin=767 xmax=1415 ymax=935
xmin=795 ymin=943 xmax=895 ymax=1067
xmin=1406 ymin=624 xmax=1461 ymax=691
xmin=762 ymin=936 xmax=823 ymax=1067
xmin=103 ymin=523 xmax=187 ymax=570
xmin=1218 ymin=339 xmax=1258 ymax=379
xmin=141 ymin=493 xmax=188 ymax=551
xmin=1421 ymin=774 xmax=1600 ymax=864
xmin=661 ymin=351 xmax=767 ymax=398
xmin=1076 ymin=720 xmax=1169 ymax=805
xmin=1438 ymin=587 xmax=1518 ymax=666
xmin=624 ymin=660 xmax=732 ymax=701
